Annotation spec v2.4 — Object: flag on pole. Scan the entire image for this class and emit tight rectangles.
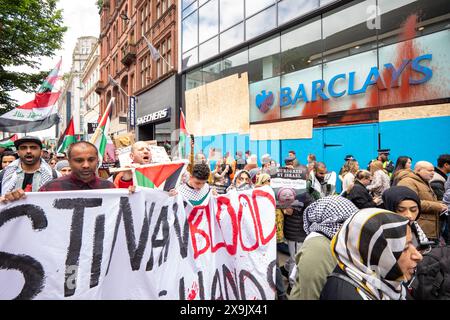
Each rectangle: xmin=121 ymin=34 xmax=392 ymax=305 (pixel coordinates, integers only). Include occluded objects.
xmin=57 ymin=117 xmax=77 ymax=153
xmin=38 ymin=58 xmax=62 ymax=93
xmin=179 ymin=109 xmax=189 ymax=159
xmin=90 ymin=98 xmax=114 ymax=165
xmin=142 ymin=35 xmax=161 ymax=60
xmin=134 ymin=161 xmax=187 ymax=191
xmin=0 ymin=60 xmax=62 ymax=133
xmin=0 ymin=134 xmax=18 ymax=149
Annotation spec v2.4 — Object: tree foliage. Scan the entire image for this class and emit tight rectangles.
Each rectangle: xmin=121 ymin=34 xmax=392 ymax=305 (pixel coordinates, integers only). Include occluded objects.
xmin=0 ymin=0 xmax=67 ymax=114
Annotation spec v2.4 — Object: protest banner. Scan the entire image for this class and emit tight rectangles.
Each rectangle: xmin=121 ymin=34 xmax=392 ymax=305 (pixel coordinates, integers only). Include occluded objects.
xmin=148 ymin=145 xmax=171 ymax=163
xmin=117 ymin=146 xmax=132 ymax=167
xmin=0 ymin=187 xmax=276 ymax=300
xmin=270 ymin=167 xmax=308 ymax=208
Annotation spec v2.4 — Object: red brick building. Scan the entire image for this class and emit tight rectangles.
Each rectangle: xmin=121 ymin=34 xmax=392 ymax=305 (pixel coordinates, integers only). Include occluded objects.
xmin=96 ymin=0 xmax=178 ymax=138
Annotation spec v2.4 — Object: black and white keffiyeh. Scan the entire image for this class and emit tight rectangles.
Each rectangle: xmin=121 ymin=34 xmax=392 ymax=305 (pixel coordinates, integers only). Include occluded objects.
xmin=177 ymin=182 xmax=211 ymax=206
xmin=1 ymin=158 xmax=54 ymax=195
xmin=331 ymin=208 xmax=410 ymax=300
xmin=303 ymin=195 xmax=358 ymax=239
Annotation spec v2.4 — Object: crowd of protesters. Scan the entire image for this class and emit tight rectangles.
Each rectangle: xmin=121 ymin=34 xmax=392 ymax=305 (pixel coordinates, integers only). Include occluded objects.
xmin=0 ymin=135 xmax=449 ymax=300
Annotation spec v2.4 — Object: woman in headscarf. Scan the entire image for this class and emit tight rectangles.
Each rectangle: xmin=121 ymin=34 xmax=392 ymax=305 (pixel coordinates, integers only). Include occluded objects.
xmin=382 ymin=186 xmax=431 ymax=248
xmin=320 ymin=208 xmax=423 ymax=300
xmin=290 ymin=195 xmax=358 ymax=300
xmin=226 ymin=169 xmax=253 ymax=192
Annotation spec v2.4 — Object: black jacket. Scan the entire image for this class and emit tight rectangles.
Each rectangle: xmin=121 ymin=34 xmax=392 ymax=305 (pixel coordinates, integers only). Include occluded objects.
xmin=282 ymin=192 xmax=314 ymax=242
xmin=346 ymin=180 xmax=377 ymax=209
xmin=430 ymin=167 xmax=447 ymax=201
xmin=320 ymin=266 xmax=364 ymax=300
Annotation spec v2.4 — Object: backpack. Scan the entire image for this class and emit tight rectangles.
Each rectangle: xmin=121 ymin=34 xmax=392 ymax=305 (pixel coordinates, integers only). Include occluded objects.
xmin=411 ymin=246 xmax=450 ymax=300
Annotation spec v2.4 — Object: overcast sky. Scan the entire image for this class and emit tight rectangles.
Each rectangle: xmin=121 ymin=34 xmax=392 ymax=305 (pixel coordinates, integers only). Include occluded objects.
xmin=10 ymin=0 xmax=100 ymax=139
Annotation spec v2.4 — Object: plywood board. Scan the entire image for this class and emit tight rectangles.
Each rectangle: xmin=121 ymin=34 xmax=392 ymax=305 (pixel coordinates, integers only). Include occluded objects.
xmin=185 ymin=72 xmax=250 ymax=136
xmin=379 ymin=103 xmax=450 ymax=122
xmin=250 ymin=119 xmax=313 ymax=141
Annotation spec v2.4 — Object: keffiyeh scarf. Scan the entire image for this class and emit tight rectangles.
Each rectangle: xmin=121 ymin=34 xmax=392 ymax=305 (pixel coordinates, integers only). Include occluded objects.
xmin=1 ymin=158 xmax=54 ymax=195
xmin=303 ymin=195 xmax=358 ymax=239
xmin=331 ymin=208 xmax=410 ymax=300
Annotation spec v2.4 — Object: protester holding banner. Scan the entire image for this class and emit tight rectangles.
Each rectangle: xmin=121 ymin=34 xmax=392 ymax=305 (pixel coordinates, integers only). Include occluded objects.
xmin=212 ymin=159 xmax=232 ymax=194
xmin=255 ymin=173 xmax=271 ymax=187
xmin=172 ymin=163 xmax=217 ymax=205
xmin=226 ymin=169 xmax=253 ymax=193
xmin=114 ymin=141 xmax=153 ymax=188
xmin=290 ymin=196 xmax=358 ymax=300
xmin=279 ymin=188 xmax=314 ymax=292
xmin=39 ymin=141 xmax=116 ymax=191
xmin=1 ymin=136 xmax=57 ymax=197
xmin=307 ymin=162 xmax=337 ymax=200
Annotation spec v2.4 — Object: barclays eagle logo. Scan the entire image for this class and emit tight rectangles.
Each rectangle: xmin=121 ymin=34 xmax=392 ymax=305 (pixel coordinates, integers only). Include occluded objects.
xmin=255 ymin=90 xmax=274 ymax=113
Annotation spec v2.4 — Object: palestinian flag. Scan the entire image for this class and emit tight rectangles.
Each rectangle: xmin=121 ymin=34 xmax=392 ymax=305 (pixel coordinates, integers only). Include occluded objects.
xmin=0 ymin=60 xmax=62 ymax=133
xmin=57 ymin=117 xmax=77 ymax=153
xmin=179 ymin=110 xmax=189 ymax=159
xmin=134 ymin=161 xmax=188 ymax=191
xmin=90 ymin=98 xmax=114 ymax=165
xmin=0 ymin=134 xmax=18 ymax=149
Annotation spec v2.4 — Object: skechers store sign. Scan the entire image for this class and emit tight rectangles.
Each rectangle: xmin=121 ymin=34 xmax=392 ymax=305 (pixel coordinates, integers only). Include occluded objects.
xmin=137 ymin=108 xmax=171 ymax=126
xmin=250 ymin=53 xmax=436 ymax=122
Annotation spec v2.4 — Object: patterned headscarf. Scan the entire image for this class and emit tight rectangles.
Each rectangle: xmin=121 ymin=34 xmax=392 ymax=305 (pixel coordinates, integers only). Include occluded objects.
xmin=331 ymin=208 xmax=410 ymax=300
xmin=303 ymin=195 xmax=358 ymax=239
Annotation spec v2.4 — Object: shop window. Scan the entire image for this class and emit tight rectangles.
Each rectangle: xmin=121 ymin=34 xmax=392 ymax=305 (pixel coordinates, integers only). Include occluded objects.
xmin=248 ymin=35 xmax=280 ymax=83
xmin=322 ymin=0 xmax=377 ymax=63
xmin=202 ymin=60 xmax=222 ymax=84
xmin=377 ymin=0 xmax=450 ymax=48
xmin=280 ymin=17 xmax=322 ymax=75
xmin=221 ymin=49 xmax=248 ymax=78
xmin=186 ymin=67 xmax=204 ymax=90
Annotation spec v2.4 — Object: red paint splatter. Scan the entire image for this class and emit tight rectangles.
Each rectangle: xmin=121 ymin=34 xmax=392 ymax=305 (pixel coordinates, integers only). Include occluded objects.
xmin=187 ymin=282 xmax=198 ymax=300
xmin=301 ymin=97 xmax=329 ymax=117
xmin=373 ymin=14 xmax=443 ymax=106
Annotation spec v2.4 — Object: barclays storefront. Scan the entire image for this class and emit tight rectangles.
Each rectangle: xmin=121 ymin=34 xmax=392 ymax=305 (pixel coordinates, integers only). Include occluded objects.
xmin=179 ymin=0 xmax=450 ymax=181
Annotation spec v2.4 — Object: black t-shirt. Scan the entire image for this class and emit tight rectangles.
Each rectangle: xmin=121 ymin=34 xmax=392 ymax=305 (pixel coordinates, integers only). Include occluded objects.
xmin=22 ymin=173 xmax=34 ymax=191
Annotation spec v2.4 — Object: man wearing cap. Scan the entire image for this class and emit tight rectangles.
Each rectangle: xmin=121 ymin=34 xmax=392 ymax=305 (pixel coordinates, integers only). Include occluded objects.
xmin=0 ymin=142 xmax=121 ymax=203
xmin=369 ymin=149 xmax=394 ymax=176
xmin=1 ymin=136 xmax=57 ymax=195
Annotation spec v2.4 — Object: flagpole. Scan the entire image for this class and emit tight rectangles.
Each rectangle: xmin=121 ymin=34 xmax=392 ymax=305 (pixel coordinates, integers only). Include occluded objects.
xmin=90 ymin=98 xmax=115 ymax=145
xmin=143 ymin=34 xmax=173 ymax=69
xmin=160 ymin=54 xmax=172 ymax=70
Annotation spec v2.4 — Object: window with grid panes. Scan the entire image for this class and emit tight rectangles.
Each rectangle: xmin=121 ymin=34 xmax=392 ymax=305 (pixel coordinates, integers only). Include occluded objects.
xmin=140 ymin=58 xmax=146 ymax=88
xmin=167 ymin=37 xmax=171 ymax=71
